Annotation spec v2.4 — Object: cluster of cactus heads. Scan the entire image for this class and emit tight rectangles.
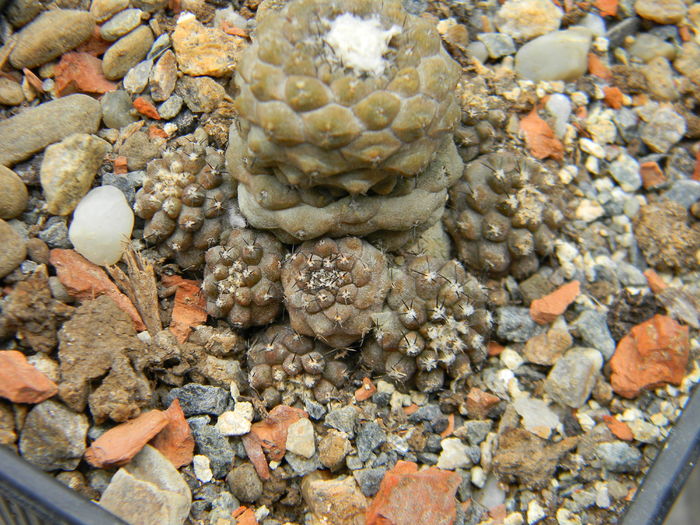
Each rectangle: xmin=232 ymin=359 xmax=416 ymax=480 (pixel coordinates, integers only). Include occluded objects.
xmin=363 ymin=255 xmax=491 ymax=392
xmin=281 ymin=236 xmax=390 ymax=347
xmin=247 ymin=324 xmax=350 ymax=405
xmin=443 ymin=151 xmax=565 ymax=279
xmin=203 ymin=228 xmax=285 ymax=328
xmin=227 ymin=0 xmax=463 ymax=245
xmin=135 ymin=134 xmax=236 ymax=270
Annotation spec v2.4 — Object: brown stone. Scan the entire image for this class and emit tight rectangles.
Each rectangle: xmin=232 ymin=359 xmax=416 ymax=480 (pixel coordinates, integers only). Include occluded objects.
xmin=0 ymin=351 xmax=58 ymax=404
xmin=85 ymin=410 xmax=169 ymax=468
xmin=635 ymin=0 xmax=687 ymax=24
xmin=530 ymin=280 xmax=580 ymax=324
xmin=610 ymin=315 xmax=690 ymax=399
xmin=465 ymin=387 xmax=501 ymax=419
xmin=302 ymin=473 xmax=368 ymax=525
xmin=523 ymin=325 xmax=573 ymax=366
xmin=150 ymin=399 xmax=194 ymax=468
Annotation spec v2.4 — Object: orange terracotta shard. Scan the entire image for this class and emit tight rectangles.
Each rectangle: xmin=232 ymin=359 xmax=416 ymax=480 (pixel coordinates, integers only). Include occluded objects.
xmin=603 ymin=86 xmax=623 ymax=109
xmin=602 ymin=415 xmax=634 ymax=441
xmin=640 ymin=161 xmax=666 ymax=189
xmin=133 ymin=96 xmax=160 ymax=120
xmin=0 ymin=350 xmax=58 ymax=404
xmin=610 ymin=315 xmax=690 ymax=399
xmin=232 ymin=506 xmax=258 ymax=525
xmin=85 ymin=410 xmax=169 ymax=468
xmin=355 ymin=377 xmax=377 ymax=401
xmin=161 ymin=275 xmax=207 ymax=343
xmin=520 ymin=109 xmax=564 ymax=160
xmin=596 ymin=0 xmax=618 ymax=17
xmin=49 ymin=249 xmax=146 ymax=331
xmin=643 ymin=269 xmax=668 ymax=294
xmin=366 ymin=461 xmax=461 ymax=525
xmin=530 ymin=281 xmax=580 ymax=324
xmin=54 ymin=52 xmax=117 ymax=96
xmin=466 ymin=387 xmax=500 ymax=419
xmin=588 ymin=53 xmax=612 ymax=81
xmin=249 ymin=405 xmax=307 ymax=461
xmin=150 ymin=399 xmax=194 ymax=468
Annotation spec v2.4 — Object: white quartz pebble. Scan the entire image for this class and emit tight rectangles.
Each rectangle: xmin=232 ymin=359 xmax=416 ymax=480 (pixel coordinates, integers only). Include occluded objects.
xmin=68 ymin=185 xmax=134 ymax=265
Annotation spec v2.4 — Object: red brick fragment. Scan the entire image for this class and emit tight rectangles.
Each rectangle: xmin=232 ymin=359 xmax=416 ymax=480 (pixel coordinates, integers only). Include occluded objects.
xmin=603 ymin=86 xmax=623 ymax=109
xmin=530 ymin=281 xmax=580 ymax=324
xmin=640 ymin=161 xmax=666 ymax=189
xmin=161 ymin=275 xmax=207 ymax=343
xmin=596 ymin=0 xmax=618 ymax=17
xmin=49 ymin=249 xmax=146 ymax=331
xmin=520 ymin=109 xmax=564 ymax=161
xmin=610 ymin=315 xmax=690 ymax=399
xmin=355 ymin=377 xmax=377 ymax=402
xmin=602 ymin=415 xmax=634 ymax=441
xmin=643 ymin=269 xmax=668 ymax=294
xmin=588 ymin=53 xmax=612 ymax=81
xmin=466 ymin=387 xmax=500 ymax=419
xmin=366 ymin=461 xmax=461 ymax=525
xmin=232 ymin=506 xmax=257 ymax=525
xmin=85 ymin=410 xmax=169 ymax=468
xmin=150 ymin=399 xmax=194 ymax=468
xmin=54 ymin=52 xmax=116 ymax=96
xmin=248 ymin=405 xmax=307 ymax=462
xmin=0 ymin=350 xmax=58 ymax=404
xmin=133 ymin=96 xmax=160 ymax=120
xmin=113 ymin=156 xmax=128 ymax=175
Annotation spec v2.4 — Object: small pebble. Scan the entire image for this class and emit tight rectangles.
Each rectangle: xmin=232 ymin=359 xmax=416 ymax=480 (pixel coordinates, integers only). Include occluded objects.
xmin=150 ymin=50 xmax=178 ymax=102
xmin=285 ymin=418 xmax=316 ymax=459
xmin=640 ymin=106 xmax=686 ymax=153
xmin=596 ymin=441 xmax=642 ymax=473
xmin=100 ymin=9 xmax=143 ymax=42
xmin=437 ymin=438 xmax=471 ymax=470
xmin=353 ymin=468 xmax=386 ymax=497
xmin=324 ymin=406 xmax=358 ymax=438
xmin=226 ymin=463 xmax=263 ymax=503
xmin=190 ymin=423 xmax=233 ymax=479
xmin=661 ymin=180 xmax=700 ymax=210
xmin=0 ymin=78 xmax=25 ymax=106
xmin=635 ymin=0 xmax=687 ymax=25
xmin=0 ymin=219 xmax=27 ymax=278
xmin=477 ymin=33 xmax=515 ymax=59
xmin=102 ymin=90 xmax=139 ymax=130
xmin=544 ymin=347 xmax=603 ymax=408
xmin=90 ymin=0 xmax=129 ymax=22
xmin=628 ymin=33 xmax=676 ymax=62
xmin=515 ymin=28 xmax=592 ymax=82
xmin=103 ymin=25 xmax=154 ymax=81
xmin=608 ymin=153 xmax=641 ymax=193
xmin=0 ymin=165 xmax=28 ymax=219
xmin=165 ymin=384 xmax=229 ymax=417
xmin=193 ymin=454 xmax=214 ymax=483
xmin=158 ymin=94 xmax=184 ymax=120
xmin=68 ymin=185 xmax=134 ymax=266
xmin=123 ymin=59 xmax=153 ymax=95
xmin=356 ymin=421 xmax=387 ymax=462
xmin=573 ymin=310 xmax=615 ymax=360
xmin=495 ymin=307 xmax=542 ymax=342
xmin=215 ymin=403 xmax=253 ymax=436
xmin=495 ymin=0 xmax=563 ymax=41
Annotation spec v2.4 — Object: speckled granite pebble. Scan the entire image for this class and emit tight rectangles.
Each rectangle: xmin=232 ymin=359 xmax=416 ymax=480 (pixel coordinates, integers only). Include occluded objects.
xmin=103 ymin=25 xmax=154 ymax=81
xmin=9 ymin=10 xmax=95 ymax=69
xmin=0 ymin=94 xmax=102 ymax=167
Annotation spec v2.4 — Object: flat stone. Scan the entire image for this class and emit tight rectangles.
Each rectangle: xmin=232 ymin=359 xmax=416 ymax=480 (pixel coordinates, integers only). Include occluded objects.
xmin=0 ymin=219 xmax=26 ymax=278
xmin=10 ymin=10 xmax=95 ymax=69
xmin=172 ymin=13 xmax=246 ymax=77
xmin=99 ymin=445 xmax=191 ymax=525
xmin=100 ymin=9 xmax=143 ymax=42
xmin=545 ymin=347 xmax=603 ymax=408
xmin=123 ymin=59 xmax=153 ymax=95
xmin=150 ymin=50 xmax=178 ymax=102
xmin=523 ymin=322 xmax=573 ymax=365
xmin=285 ymin=417 xmax=316 ymax=459
xmin=0 ymin=350 xmax=57 ymax=404
xmin=674 ymin=43 xmax=700 ymax=86
xmin=640 ymin=106 xmax=686 ymax=153
xmin=157 ymin=95 xmax=183 ymax=120
xmin=103 ymin=25 xmax=154 ymax=81
xmin=437 ymin=437 xmax=471 ymax=470
xmin=356 ymin=421 xmax=387 ymax=462
xmin=0 ymin=77 xmax=25 ymax=106
xmin=0 ymin=94 xmax=102 ymax=167
xmin=572 ymin=310 xmax=616 ymax=361
xmin=643 ymin=57 xmax=680 ymax=101
xmin=454 ymin=420 xmax=492 ymax=446
xmin=477 ymin=33 xmax=515 ymax=58
xmin=496 ymin=306 xmax=543 ymax=342
xmin=515 ymin=28 xmax=592 ymax=82
xmin=530 ymin=281 xmax=580 ymax=324
xmin=85 ymin=410 xmax=169 ymax=468
xmin=325 ymin=406 xmax=358 ymax=438
xmin=285 ymin=450 xmax=323 ymax=476
xmin=513 ymin=396 xmax=560 ymax=438
xmin=164 ymin=384 xmax=229 ymax=417
xmin=596 ymin=442 xmax=642 ymax=473
xmin=495 ymin=0 xmax=563 ymax=41
xmin=661 ymin=180 xmax=700 ymax=210
xmin=118 ymin=131 xmax=162 ymax=170
xmin=0 ymin=165 xmax=28 ymax=220
xmin=40 ymin=133 xmax=110 ymax=216
xmin=215 ymin=402 xmax=254 ymax=436
xmin=19 ymin=399 xmax=89 ymax=471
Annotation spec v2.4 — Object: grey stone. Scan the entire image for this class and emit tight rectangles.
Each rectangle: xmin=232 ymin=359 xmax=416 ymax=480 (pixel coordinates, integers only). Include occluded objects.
xmin=457 ymin=420 xmax=492 ymax=446
xmin=304 ymin=399 xmax=326 ymax=420
xmin=102 ymin=172 xmax=140 ymax=206
xmin=477 ymin=33 xmax=515 ymax=59
xmin=608 ymin=153 xmax=641 ymax=192
xmin=157 ymin=95 xmax=184 ymax=120
xmin=416 ymin=452 xmax=439 ymax=465
xmin=123 ymin=60 xmax=153 ymax=95
xmin=165 ymin=384 xmax=229 ymax=417
xmin=150 ymin=50 xmax=178 ymax=102
xmin=99 ymin=445 xmax=191 ymax=525
xmin=119 ymin=131 xmax=161 ymax=170
xmin=190 ymin=424 xmax=233 ymax=479
xmin=103 ymin=25 xmax=155 ymax=81
xmin=640 ymin=106 xmax=686 ymax=153
xmin=0 ymin=94 xmax=102 ymax=167
xmin=545 ymin=347 xmax=603 ymax=408
xmin=596 ymin=442 xmax=642 ymax=473
xmin=345 ymin=454 xmax=364 ymax=470
xmin=616 ymin=261 xmax=647 ymax=287
xmin=226 ymin=463 xmax=262 ymax=503
xmin=606 ymin=17 xmax=640 ymax=49
xmin=0 ymin=219 xmax=27 ymax=278
xmin=496 ymin=306 xmax=543 ymax=342
xmin=148 ymin=33 xmax=172 ymax=61
xmin=10 ymin=10 xmax=95 ymax=69
xmin=613 ymin=107 xmax=639 ymax=144
xmin=19 ymin=399 xmax=88 ymax=471
xmin=39 ymin=216 xmax=71 ymax=248
xmin=325 ymin=406 xmax=358 ymax=438
xmin=100 ymin=9 xmax=143 ymax=42
xmin=515 ymin=28 xmax=592 ymax=82
xmin=285 ymin=451 xmax=322 ymax=476
xmin=353 ymin=468 xmax=386 ymax=497
xmin=40 ymin=133 xmax=110 ymax=216
xmin=662 ymin=180 xmax=700 ymax=210
xmin=572 ymin=310 xmax=616 ymax=361
xmin=356 ymin=422 xmax=387 ymax=462
xmin=101 ymin=90 xmax=139 ymax=129
xmin=408 ymin=404 xmax=448 ymax=434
